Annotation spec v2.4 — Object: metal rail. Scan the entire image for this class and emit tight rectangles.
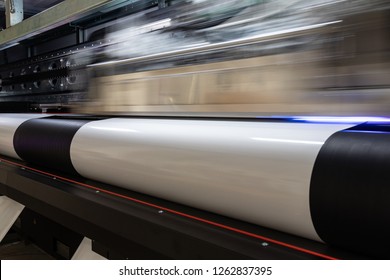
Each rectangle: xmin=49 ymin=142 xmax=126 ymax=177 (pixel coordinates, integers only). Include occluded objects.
xmin=0 ymin=0 xmax=129 ymax=50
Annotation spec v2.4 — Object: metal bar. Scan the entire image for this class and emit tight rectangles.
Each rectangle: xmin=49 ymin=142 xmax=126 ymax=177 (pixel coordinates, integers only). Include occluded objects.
xmin=5 ymin=0 xmax=24 ymax=28
xmin=90 ymin=20 xmax=342 ymax=68
xmin=0 ymin=0 xmax=119 ymax=50
xmin=77 ymin=28 xmax=85 ymax=44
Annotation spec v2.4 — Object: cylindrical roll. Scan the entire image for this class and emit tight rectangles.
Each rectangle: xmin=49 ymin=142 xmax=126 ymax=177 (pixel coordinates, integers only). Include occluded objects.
xmin=13 ymin=116 xmax=99 ymax=175
xmin=310 ymin=122 xmax=390 ymax=257
xmin=70 ymin=118 xmax=352 ymax=241
xmin=0 ymin=114 xmax=48 ymax=159
xmin=4 ymin=114 xmax=390 ymax=257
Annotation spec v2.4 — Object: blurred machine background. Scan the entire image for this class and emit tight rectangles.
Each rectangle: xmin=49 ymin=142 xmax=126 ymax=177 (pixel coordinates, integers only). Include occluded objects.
xmin=0 ymin=0 xmax=389 ymax=116
xmin=0 ymin=0 xmax=390 ymax=260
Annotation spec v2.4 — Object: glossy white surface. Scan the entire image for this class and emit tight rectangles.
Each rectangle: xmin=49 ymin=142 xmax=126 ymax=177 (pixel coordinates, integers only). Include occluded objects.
xmin=70 ymin=119 xmax=352 ymax=241
xmin=0 ymin=114 xmax=46 ymax=159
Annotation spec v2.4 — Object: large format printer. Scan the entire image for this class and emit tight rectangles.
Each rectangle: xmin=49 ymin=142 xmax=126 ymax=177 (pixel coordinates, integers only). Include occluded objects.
xmin=0 ymin=0 xmax=390 ymax=259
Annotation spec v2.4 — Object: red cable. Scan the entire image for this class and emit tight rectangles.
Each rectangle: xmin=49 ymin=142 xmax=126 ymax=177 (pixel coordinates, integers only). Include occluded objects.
xmin=0 ymin=157 xmax=338 ymax=260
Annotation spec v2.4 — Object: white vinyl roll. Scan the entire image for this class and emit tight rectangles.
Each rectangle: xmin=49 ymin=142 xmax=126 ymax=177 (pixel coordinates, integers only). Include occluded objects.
xmin=0 ymin=114 xmax=47 ymax=159
xmin=70 ymin=119 xmax=353 ymax=241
